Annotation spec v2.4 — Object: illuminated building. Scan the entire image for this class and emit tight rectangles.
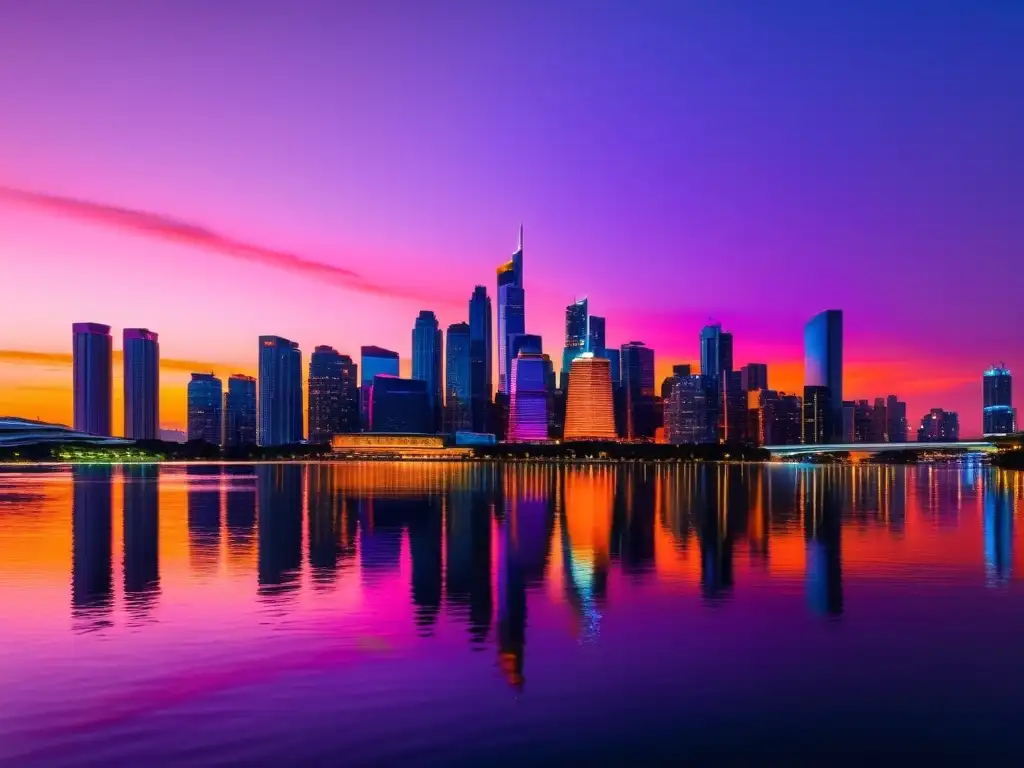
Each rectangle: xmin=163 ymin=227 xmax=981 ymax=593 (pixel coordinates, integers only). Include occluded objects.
xmin=330 ymin=433 xmax=473 ymax=458
xmin=308 ymin=346 xmax=358 ymax=443
xmin=187 ymin=373 xmax=222 ymax=444
xmin=123 ymin=328 xmax=160 ymax=440
xmin=886 ymin=395 xmax=908 ymax=442
xmin=563 ymin=354 xmax=616 ymax=441
xmin=804 ymin=309 xmax=843 ymax=440
xmin=700 ymin=324 xmax=733 ymax=379
xmin=72 ymin=322 xmax=112 ymax=436
xmin=719 ymin=370 xmax=747 ymax=443
xmin=445 ymin=322 xmax=472 ymax=432
xmin=368 ymin=375 xmax=431 ymax=433
xmin=983 ymin=365 xmax=1014 ymax=436
xmin=747 ymin=388 xmax=778 ymax=446
xmin=621 ymin=341 xmax=656 ymax=439
xmin=360 ymin=345 xmax=400 ymax=430
xmin=468 ymin=286 xmax=493 ymax=433
xmin=497 ymin=225 xmax=525 ymax=394
xmin=853 ymin=399 xmax=873 ymax=443
xmin=412 ymin=311 xmax=443 ymax=432
xmin=802 ymin=385 xmax=832 ymax=444
xmin=665 ymin=374 xmax=715 ymax=444
xmin=917 ymin=408 xmax=960 ymax=442
xmin=561 ymin=298 xmax=588 ymax=390
xmin=224 ymin=374 xmax=257 ymax=446
xmin=258 ymin=335 xmax=303 ymax=446
xmin=508 ymin=353 xmax=550 ymax=442
xmin=740 ymin=363 xmax=768 ymax=392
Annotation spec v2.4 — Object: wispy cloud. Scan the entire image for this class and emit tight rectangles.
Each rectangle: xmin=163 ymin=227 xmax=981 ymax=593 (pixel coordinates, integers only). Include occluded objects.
xmin=0 ymin=186 xmax=449 ymax=304
xmin=0 ymin=348 xmax=250 ymax=375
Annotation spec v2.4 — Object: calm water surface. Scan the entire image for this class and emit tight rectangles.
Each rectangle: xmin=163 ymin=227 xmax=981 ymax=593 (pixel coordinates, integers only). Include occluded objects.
xmin=1 ymin=462 xmax=1023 ymax=764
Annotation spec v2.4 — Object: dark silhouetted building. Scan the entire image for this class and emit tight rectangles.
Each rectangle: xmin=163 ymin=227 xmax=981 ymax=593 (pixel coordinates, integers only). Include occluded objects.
xmin=446 ymin=322 xmax=472 ymax=432
xmin=773 ymin=392 xmax=803 ymax=445
xmin=918 ymin=408 xmax=960 ymax=442
xmin=700 ymin=324 xmax=733 ymax=380
xmin=748 ymin=389 xmax=778 ymax=446
xmin=187 ymin=373 xmax=222 ymax=444
xmin=369 ymin=375 xmax=431 ymax=433
xmin=720 ymin=371 xmax=747 ymax=443
xmin=72 ymin=322 xmax=113 ymax=436
xmin=621 ymin=341 xmax=656 ymax=440
xmin=412 ymin=311 xmax=443 ymax=431
xmin=886 ymin=395 xmax=908 ymax=442
xmin=468 ymin=286 xmax=493 ymax=433
xmin=258 ymin=336 xmax=302 ymax=446
xmin=983 ymin=365 xmax=1014 ymax=436
xmin=510 ymin=332 xmax=543 ymax=361
xmin=802 ymin=385 xmax=832 ymax=444
xmin=224 ymin=374 xmax=257 ymax=446
xmin=665 ymin=374 xmax=715 ymax=444
xmin=588 ymin=315 xmax=606 ymax=356
xmin=852 ymin=399 xmax=873 ymax=443
xmin=740 ymin=363 xmax=768 ymax=392
xmin=497 ymin=226 xmax=525 ymax=394
xmin=123 ymin=328 xmax=159 ymax=440
xmin=804 ymin=310 xmax=843 ymax=440
xmin=360 ymin=345 xmax=400 ymax=430
xmin=308 ymin=346 xmax=357 ymax=442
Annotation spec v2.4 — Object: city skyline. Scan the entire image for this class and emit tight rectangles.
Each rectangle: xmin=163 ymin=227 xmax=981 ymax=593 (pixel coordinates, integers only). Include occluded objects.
xmin=0 ymin=3 xmax=1020 ymax=435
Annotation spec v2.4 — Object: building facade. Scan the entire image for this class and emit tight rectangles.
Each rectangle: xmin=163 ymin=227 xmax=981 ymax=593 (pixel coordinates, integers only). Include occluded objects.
xmin=665 ymin=374 xmax=716 ymax=444
xmin=804 ymin=310 xmax=843 ymax=440
xmin=497 ymin=226 xmax=525 ymax=394
xmin=468 ymin=286 xmax=493 ymax=434
xmin=308 ymin=346 xmax=358 ymax=443
xmin=802 ymin=385 xmax=832 ymax=445
xmin=368 ymin=375 xmax=431 ymax=433
xmin=700 ymin=324 xmax=734 ymax=380
xmin=621 ymin=341 xmax=656 ymax=440
xmin=187 ymin=373 xmax=222 ymax=444
xmin=360 ymin=345 xmax=400 ymax=430
xmin=72 ymin=322 xmax=113 ymax=436
xmin=983 ymin=365 xmax=1014 ymax=436
xmin=588 ymin=315 xmax=606 ymax=356
xmin=412 ymin=311 xmax=443 ymax=431
xmin=123 ymin=328 xmax=160 ymax=440
xmin=224 ymin=374 xmax=257 ymax=447
xmin=508 ymin=353 xmax=550 ymax=442
xmin=918 ymin=409 xmax=960 ymax=442
xmin=563 ymin=354 xmax=617 ymax=441
xmin=720 ymin=370 xmax=748 ymax=443
xmin=445 ymin=322 xmax=472 ymax=433
xmin=258 ymin=336 xmax=303 ymax=446
xmin=740 ymin=363 xmax=768 ymax=392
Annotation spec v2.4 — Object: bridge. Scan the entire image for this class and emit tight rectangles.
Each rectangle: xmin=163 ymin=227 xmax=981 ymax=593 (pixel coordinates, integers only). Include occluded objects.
xmin=763 ymin=440 xmax=997 ymax=457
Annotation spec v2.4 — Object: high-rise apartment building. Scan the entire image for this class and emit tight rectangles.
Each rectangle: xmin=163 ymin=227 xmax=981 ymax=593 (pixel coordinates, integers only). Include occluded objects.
xmin=805 ymin=310 xmax=843 ymax=440
xmin=740 ymin=363 xmax=768 ymax=392
xmin=308 ymin=346 xmax=357 ymax=443
xmin=497 ymin=226 xmax=525 ymax=394
xmin=187 ymin=373 xmax=222 ymax=444
xmin=621 ymin=341 xmax=656 ymax=439
xmin=563 ymin=354 xmax=616 ymax=441
xmin=802 ymin=385 xmax=832 ymax=445
xmin=123 ymin=328 xmax=160 ymax=440
xmin=445 ymin=322 xmax=472 ymax=432
xmin=412 ymin=311 xmax=443 ymax=431
xmin=360 ymin=345 xmax=400 ymax=430
xmin=508 ymin=353 xmax=550 ymax=442
xmin=258 ymin=336 xmax=303 ymax=446
xmin=918 ymin=409 xmax=960 ymax=442
xmin=224 ymin=374 xmax=257 ymax=447
xmin=468 ymin=286 xmax=493 ymax=433
xmin=72 ymin=322 xmax=112 ymax=436
xmin=983 ymin=365 xmax=1014 ymax=435
xmin=368 ymin=375 xmax=431 ymax=433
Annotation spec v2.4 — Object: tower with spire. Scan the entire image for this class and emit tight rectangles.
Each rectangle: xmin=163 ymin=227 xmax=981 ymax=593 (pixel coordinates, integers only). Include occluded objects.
xmin=497 ymin=225 xmax=526 ymax=394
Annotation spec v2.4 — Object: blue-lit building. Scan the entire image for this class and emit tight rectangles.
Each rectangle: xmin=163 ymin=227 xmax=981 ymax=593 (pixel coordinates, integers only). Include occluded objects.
xmin=983 ymin=365 xmax=1014 ymax=436
xmin=258 ymin=336 xmax=303 ymax=446
xmin=412 ymin=311 xmax=443 ymax=432
xmin=468 ymin=286 xmax=493 ymax=434
xmin=360 ymin=345 xmax=400 ymax=430
xmin=72 ymin=322 xmax=113 ymax=437
xmin=497 ymin=226 xmax=525 ymax=394
xmin=804 ymin=310 xmax=843 ymax=440
xmin=123 ymin=328 xmax=160 ymax=440
xmin=368 ymin=375 xmax=431 ymax=433
xmin=508 ymin=353 xmax=550 ymax=442
xmin=700 ymin=324 xmax=733 ymax=380
xmin=224 ymin=374 xmax=257 ymax=447
xmin=187 ymin=373 xmax=222 ymax=444
xmin=445 ymin=322 xmax=472 ymax=433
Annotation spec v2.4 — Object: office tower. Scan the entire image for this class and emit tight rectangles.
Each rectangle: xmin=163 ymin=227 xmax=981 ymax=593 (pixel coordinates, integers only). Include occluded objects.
xmin=869 ymin=398 xmax=888 ymax=442
xmin=802 ymin=385 xmax=832 ymax=444
xmin=719 ymin=371 xmax=748 ymax=442
xmin=308 ymin=346 xmax=357 ymax=443
xmin=412 ymin=311 xmax=443 ymax=432
xmin=841 ymin=401 xmax=856 ymax=442
xmin=508 ymin=353 xmax=550 ymax=442
xmin=187 ymin=373 xmax=222 ymax=444
xmin=368 ymin=375 xmax=431 ymax=433
xmin=853 ymin=400 xmax=873 ymax=443
xmin=563 ymin=354 xmax=616 ymax=441
xmin=360 ymin=345 xmax=400 ymax=430
xmin=497 ymin=225 xmax=526 ymax=394
xmin=885 ymin=395 xmax=908 ymax=442
xmin=123 ymin=328 xmax=160 ymax=440
xmin=446 ymin=322 xmax=472 ymax=432
xmin=773 ymin=393 xmax=803 ymax=445
xmin=700 ymin=324 xmax=733 ymax=379
xmin=917 ymin=408 xmax=960 ymax=442
xmin=621 ymin=341 xmax=656 ymax=439
xmin=740 ymin=363 xmax=768 ymax=392
xmin=805 ymin=310 xmax=843 ymax=439
xmin=258 ymin=336 xmax=303 ymax=446
xmin=72 ymin=322 xmax=113 ymax=436
xmin=224 ymin=374 xmax=257 ymax=446
xmin=588 ymin=315 xmax=606 ymax=355
xmin=561 ymin=298 xmax=589 ymax=390
xmin=983 ymin=365 xmax=1014 ymax=435
xmin=665 ymin=375 xmax=716 ymax=444
xmin=747 ymin=388 xmax=778 ymax=446
xmin=510 ymin=333 xmax=543 ymax=360
xmin=468 ymin=286 xmax=493 ymax=433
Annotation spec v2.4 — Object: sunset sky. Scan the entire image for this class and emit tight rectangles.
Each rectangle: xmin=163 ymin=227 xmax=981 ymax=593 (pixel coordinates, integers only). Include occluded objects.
xmin=0 ymin=1 xmax=1020 ymax=435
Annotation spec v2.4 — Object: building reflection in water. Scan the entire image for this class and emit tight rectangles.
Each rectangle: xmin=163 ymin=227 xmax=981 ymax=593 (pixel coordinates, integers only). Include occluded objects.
xmin=123 ymin=464 xmax=159 ymax=618
xmin=610 ymin=467 xmax=656 ymax=577
xmin=225 ymin=465 xmax=257 ymax=571
xmin=983 ymin=470 xmax=1013 ymax=587
xmin=804 ymin=469 xmax=843 ymax=617
xmin=358 ymin=497 xmax=407 ymax=584
xmin=307 ymin=466 xmax=356 ymax=589
xmin=408 ymin=496 xmax=443 ymax=635
xmin=561 ymin=467 xmax=611 ymax=639
xmin=695 ymin=466 xmax=735 ymax=602
xmin=187 ymin=464 xmax=222 ymax=575
xmin=71 ymin=465 xmax=114 ymax=631
xmin=445 ymin=486 xmax=492 ymax=646
xmin=257 ymin=465 xmax=303 ymax=598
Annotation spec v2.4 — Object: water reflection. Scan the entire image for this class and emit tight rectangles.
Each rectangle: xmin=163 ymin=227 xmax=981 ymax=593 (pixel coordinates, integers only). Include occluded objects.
xmin=187 ymin=464 xmax=222 ymax=575
xmin=123 ymin=464 xmax=160 ymax=620
xmin=984 ymin=472 xmax=1014 ymax=587
xmin=257 ymin=465 xmax=302 ymax=597
xmin=71 ymin=465 xmax=113 ymax=631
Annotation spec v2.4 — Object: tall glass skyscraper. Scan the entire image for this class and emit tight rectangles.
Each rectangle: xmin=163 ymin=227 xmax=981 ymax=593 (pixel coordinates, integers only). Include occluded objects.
xmin=497 ymin=226 xmax=525 ymax=394
xmin=224 ymin=374 xmax=257 ymax=447
xmin=588 ymin=315 xmax=606 ymax=355
xmin=621 ymin=341 xmax=656 ymax=439
xmin=412 ymin=311 xmax=443 ymax=432
xmin=700 ymin=324 xmax=733 ymax=380
xmin=445 ymin=322 xmax=472 ymax=432
xmin=258 ymin=336 xmax=303 ymax=446
xmin=123 ymin=328 xmax=160 ymax=440
xmin=561 ymin=298 xmax=588 ymax=390
xmin=72 ymin=322 xmax=112 ymax=436
xmin=508 ymin=353 xmax=550 ymax=442
xmin=468 ymin=286 xmax=493 ymax=433
xmin=187 ymin=373 xmax=222 ymax=444
xmin=805 ymin=310 xmax=843 ymax=439
xmin=983 ymin=365 xmax=1014 ymax=436
xmin=360 ymin=345 xmax=400 ymax=430
xmin=308 ymin=346 xmax=357 ymax=443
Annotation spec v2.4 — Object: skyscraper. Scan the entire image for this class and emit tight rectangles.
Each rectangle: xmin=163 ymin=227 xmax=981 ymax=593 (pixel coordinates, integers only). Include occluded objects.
xmin=368 ymin=375 xmax=431 ymax=433
xmin=700 ymin=324 xmax=733 ymax=380
xmin=621 ymin=341 xmax=656 ymax=439
xmin=412 ymin=311 xmax=443 ymax=432
xmin=258 ymin=336 xmax=303 ymax=446
xmin=224 ymin=374 xmax=257 ymax=447
xmin=123 ymin=328 xmax=159 ymax=440
xmin=508 ymin=353 xmax=550 ymax=442
xmin=308 ymin=346 xmax=357 ymax=443
xmin=562 ymin=298 xmax=589 ymax=390
xmin=802 ymin=385 xmax=832 ymax=445
xmin=805 ymin=310 xmax=843 ymax=440
xmin=983 ymin=365 xmax=1013 ymax=436
xmin=740 ymin=363 xmax=768 ymax=392
xmin=563 ymin=354 xmax=616 ymax=441
xmin=468 ymin=286 xmax=493 ymax=433
xmin=588 ymin=315 xmax=606 ymax=356
xmin=918 ymin=409 xmax=960 ymax=442
xmin=360 ymin=345 xmax=400 ymax=430
xmin=664 ymin=375 xmax=715 ymax=444
xmin=720 ymin=371 xmax=747 ymax=443
xmin=510 ymin=333 xmax=543 ymax=360
xmin=446 ymin=322 xmax=472 ymax=432
xmin=497 ymin=226 xmax=525 ymax=394
xmin=885 ymin=395 xmax=908 ymax=442
xmin=72 ymin=322 xmax=112 ymax=436
xmin=187 ymin=373 xmax=222 ymax=444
